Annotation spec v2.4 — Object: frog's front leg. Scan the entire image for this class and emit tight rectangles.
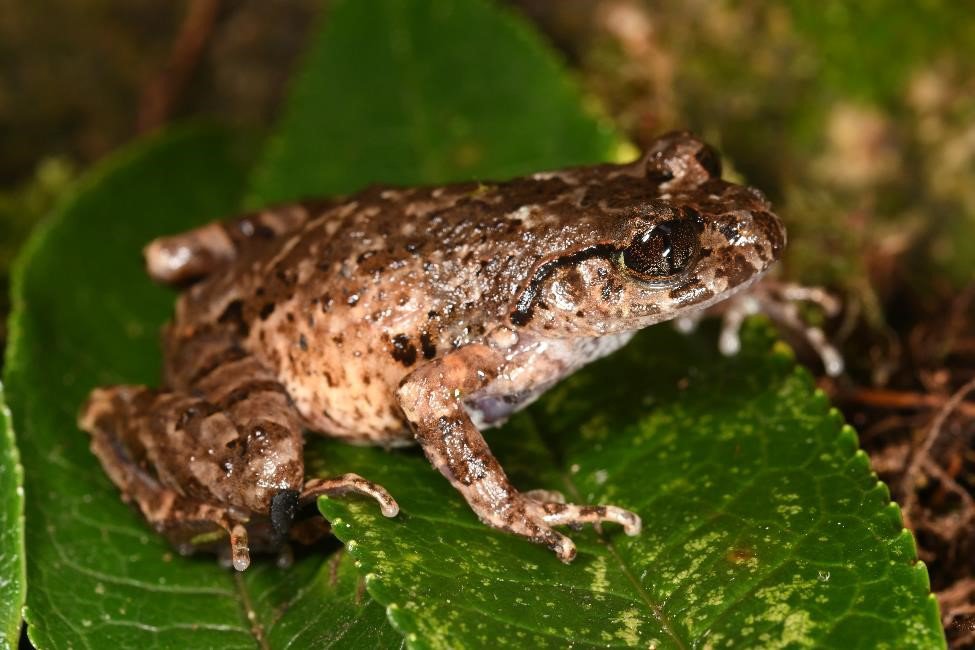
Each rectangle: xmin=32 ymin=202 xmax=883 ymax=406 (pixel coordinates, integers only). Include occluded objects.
xmin=396 ymin=344 xmax=641 ymax=562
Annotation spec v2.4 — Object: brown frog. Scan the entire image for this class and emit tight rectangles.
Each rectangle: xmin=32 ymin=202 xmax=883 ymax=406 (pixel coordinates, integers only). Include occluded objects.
xmin=79 ymin=131 xmax=785 ymax=571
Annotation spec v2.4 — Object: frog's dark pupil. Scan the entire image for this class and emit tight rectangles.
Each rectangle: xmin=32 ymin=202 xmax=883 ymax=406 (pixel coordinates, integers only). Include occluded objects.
xmin=622 ymin=219 xmax=699 ymax=279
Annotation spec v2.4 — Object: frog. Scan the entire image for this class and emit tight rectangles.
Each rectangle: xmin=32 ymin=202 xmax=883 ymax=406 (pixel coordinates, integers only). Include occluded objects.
xmin=78 ymin=131 xmax=785 ymax=571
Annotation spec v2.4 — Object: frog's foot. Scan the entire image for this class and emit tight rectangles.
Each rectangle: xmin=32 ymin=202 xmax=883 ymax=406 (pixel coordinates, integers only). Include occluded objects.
xmin=300 ymin=474 xmax=399 ymax=517
xmin=507 ymin=494 xmax=642 ymax=562
xmin=719 ymin=281 xmax=844 ymax=376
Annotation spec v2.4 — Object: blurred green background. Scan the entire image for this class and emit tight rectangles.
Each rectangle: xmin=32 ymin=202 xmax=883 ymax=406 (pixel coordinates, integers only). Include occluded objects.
xmin=4 ymin=1 xmax=974 ymax=338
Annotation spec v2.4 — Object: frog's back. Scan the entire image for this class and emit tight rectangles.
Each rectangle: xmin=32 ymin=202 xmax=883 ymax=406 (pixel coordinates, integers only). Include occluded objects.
xmin=156 ymin=179 xmax=551 ymax=442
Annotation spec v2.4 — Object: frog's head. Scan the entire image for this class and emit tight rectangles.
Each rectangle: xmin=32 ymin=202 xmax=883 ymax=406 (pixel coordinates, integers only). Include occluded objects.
xmin=509 ymin=133 xmax=785 ymax=336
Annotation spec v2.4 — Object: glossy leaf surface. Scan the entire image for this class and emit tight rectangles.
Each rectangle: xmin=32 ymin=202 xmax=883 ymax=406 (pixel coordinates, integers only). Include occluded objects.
xmin=318 ymin=325 xmax=943 ymax=648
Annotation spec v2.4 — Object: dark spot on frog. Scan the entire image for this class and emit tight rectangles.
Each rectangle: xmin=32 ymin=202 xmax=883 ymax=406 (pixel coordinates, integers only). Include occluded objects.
xmin=716 ymin=216 xmax=740 ymax=243
xmin=347 ymin=293 xmax=360 ymax=306
xmin=560 ymin=266 xmax=588 ymax=302
xmin=390 ymin=334 xmax=417 ymax=367
xmin=298 ymin=334 xmax=308 ymax=351
xmin=259 ymin=302 xmax=275 ymax=320
xmin=683 ymin=205 xmax=705 ymax=226
xmin=276 ymin=268 xmax=296 ymax=286
xmin=715 ymin=251 xmax=756 ymax=288
xmin=286 ymin=312 xmax=295 ymax=323
xmin=601 ymin=278 xmax=623 ymax=303
xmin=217 ymin=299 xmax=248 ymax=336
xmin=319 ymin=293 xmax=333 ymax=312
xmin=509 ymin=310 xmax=530 ymax=327
xmin=419 ymin=331 xmax=437 ymax=359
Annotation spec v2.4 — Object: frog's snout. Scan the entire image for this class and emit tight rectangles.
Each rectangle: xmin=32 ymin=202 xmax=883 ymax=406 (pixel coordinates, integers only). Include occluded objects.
xmin=270 ymin=489 xmax=300 ymax=536
xmin=732 ymin=207 xmax=786 ymax=265
xmin=753 ymin=208 xmax=787 ymax=261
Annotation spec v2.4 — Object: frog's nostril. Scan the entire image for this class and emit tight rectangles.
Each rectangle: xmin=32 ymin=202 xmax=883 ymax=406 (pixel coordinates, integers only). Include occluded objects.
xmin=270 ymin=489 xmax=300 ymax=536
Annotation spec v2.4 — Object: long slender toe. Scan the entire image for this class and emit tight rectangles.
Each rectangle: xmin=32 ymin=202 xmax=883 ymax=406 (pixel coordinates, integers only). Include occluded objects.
xmin=229 ymin=524 xmax=250 ymax=572
xmin=302 ymin=474 xmax=399 ymax=517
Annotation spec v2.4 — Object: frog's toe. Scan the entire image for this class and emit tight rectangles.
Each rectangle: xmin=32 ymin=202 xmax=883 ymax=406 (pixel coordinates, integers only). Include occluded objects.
xmin=718 ymin=281 xmax=844 ymax=377
xmin=302 ymin=473 xmax=399 ymax=518
xmin=229 ymin=523 xmax=250 ymax=572
xmin=540 ymin=529 xmax=576 ymax=563
xmin=530 ymin=499 xmax=642 ymax=537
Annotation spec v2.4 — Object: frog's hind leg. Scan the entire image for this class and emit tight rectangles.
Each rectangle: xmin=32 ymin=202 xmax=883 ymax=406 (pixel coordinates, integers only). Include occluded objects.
xmin=79 ymin=385 xmax=254 ymax=570
xmin=80 ymin=329 xmax=309 ymax=571
xmin=144 ymin=202 xmax=319 ymax=285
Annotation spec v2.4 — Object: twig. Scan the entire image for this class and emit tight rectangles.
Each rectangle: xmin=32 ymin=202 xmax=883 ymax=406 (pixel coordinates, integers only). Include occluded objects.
xmin=849 ymin=386 xmax=975 ymax=419
xmin=901 ymin=376 xmax=975 ymax=526
xmin=137 ymin=0 xmax=222 ymax=133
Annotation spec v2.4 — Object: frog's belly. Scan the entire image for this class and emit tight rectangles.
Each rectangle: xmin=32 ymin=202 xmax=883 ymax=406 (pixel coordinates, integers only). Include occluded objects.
xmin=252 ymin=323 xmax=415 ymax=446
xmin=287 ymin=350 xmax=415 ymax=446
xmin=467 ymin=330 xmax=637 ymax=429
xmin=466 ymin=383 xmax=554 ymax=430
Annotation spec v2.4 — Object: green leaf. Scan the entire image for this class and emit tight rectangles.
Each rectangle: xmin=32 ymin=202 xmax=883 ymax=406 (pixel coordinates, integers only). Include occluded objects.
xmin=316 ymin=323 xmax=943 ymax=648
xmin=0 ymin=382 xmax=25 ymax=649
xmin=4 ymin=127 xmax=399 ymax=648
xmin=246 ymin=0 xmax=621 ymax=204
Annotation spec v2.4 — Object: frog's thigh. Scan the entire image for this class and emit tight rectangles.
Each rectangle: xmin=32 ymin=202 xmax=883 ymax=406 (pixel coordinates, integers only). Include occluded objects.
xmin=396 ymin=345 xmax=641 ymax=562
xmin=81 ymin=332 xmax=308 ymax=571
xmin=159 ymin=338 xmax=308 ymax=521
xmin=79 ymin=385 xmax=252 ymax=569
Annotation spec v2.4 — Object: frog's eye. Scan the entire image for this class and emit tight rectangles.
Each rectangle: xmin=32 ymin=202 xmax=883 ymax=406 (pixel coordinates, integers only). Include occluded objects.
xmin=621 ymin=219 xmax=700 ymax=283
